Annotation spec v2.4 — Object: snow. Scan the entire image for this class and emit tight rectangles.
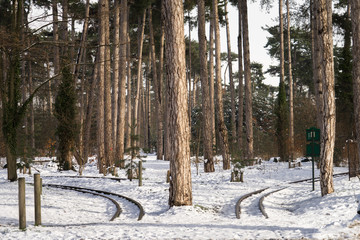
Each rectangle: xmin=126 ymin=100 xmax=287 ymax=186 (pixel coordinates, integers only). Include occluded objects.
xmin=1 ymin=155 xmax=360 ymax=239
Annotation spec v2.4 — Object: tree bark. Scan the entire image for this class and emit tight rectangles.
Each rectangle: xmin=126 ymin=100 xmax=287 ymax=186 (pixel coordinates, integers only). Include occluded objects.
xmin=163 ymin=0 xmax=192 ymax=207
xmin=314 ymin=0 xmax=335 ymax=196
xmin=213 ymin=0 xmax=231 ymax=170
xmin=116 ymin=0 xmax=128 ymax=167
xmin=149 ymin=7 xmax=163 ymax=160
xmin=98 ymin=0 xmax=106 ymax=173
xmin=198 ymin=0 xmax=214 ymax=172
xmin=237 ymin=0 xmax=244 ymax=152
xmin=225 ymin=0 xmax=237 ymax=147
xmin=242 ymin=0 xmax=253 ymax=159
xmin=125 ymin=33 xmax=132 ymax=151
xmin=104 ymin=0 xmax=113 ymax=169
xmin=112 ymin=0 xmax=120 ymax=149
xmin=133 ymin=11 xmax=146 ymax=154
xmin=209 ymin=16 xmax=216 ymax=149
xmin=52 ymin=0 xmax=60 ymax=88
xmin=287 ymin=0 xmax=294 ymax=163
xmin=351 ymin=0 xmax=360 ymax=193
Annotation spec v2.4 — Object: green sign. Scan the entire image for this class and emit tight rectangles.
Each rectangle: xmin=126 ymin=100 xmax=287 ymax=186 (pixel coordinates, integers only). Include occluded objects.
xmin=306 ymin=143 xmax=320 ymax=157
xmin=306 ymin=127 xmax=320 ymax=142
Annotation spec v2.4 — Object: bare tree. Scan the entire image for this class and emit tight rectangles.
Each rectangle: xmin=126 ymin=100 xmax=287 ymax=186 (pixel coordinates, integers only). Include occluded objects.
xmin=163 ymin=0 xmax=192 ymax=206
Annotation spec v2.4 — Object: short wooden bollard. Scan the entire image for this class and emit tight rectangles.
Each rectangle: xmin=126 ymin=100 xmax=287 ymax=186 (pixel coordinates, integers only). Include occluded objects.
xmin=138 ymin=161 xmax=142 ymax=186
xmin=18 ymin=177 xmax=26 ymax=230
xmin=34 ymin=173 xmax=41 ymax=226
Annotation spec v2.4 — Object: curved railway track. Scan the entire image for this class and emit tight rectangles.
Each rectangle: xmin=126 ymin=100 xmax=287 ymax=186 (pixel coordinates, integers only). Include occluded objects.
xmin=236 ymin=172 xmax=349 ymax=219
xmin=44 ymin=184 xmax=145 ymax=221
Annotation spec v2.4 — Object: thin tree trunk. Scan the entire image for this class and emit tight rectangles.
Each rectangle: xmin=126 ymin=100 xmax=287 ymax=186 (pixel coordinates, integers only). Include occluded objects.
xmin=198 ymin=0 xmax=214 ymax=172
xmin=163 ymin=0 xmax=192 ymax=206
xmin=125 ymin=33 xmax=132 ymax=150
xmin=209 ymin=17 xmax=216 ymax=149
xmin=213 ymin=0 xmax=231 ymax=169
xmin=287 ymin=0 xmax=294 ymax=162
xmin=29 ymin=61 xmax=35 ymax=150
xmin=225 ymin=0 xmax=236 ymax=147
xmin=159 ymin=9 xmax=167 ymax=160
xmin=188 ymin=12 xmax=192 ymax=143
xmin=52 ymin=0 xmax=60 ymax=88
xmin=242 ymin=0 xmax=253 ymax=159
xmin=237 ymin=0 xmax=244 ymax=152
xmin=104 ymin=0 xmax=113 ymax=169
xmin=133 ymin=11 xmax=146 ymax=152
xmin=351 ymin=0 xmax=360 ymax=195
xmin=83 ymin=54 xmax=99 ymax=171
xmin=314 ymin=0 xmax=335 ymax=196
xmin=112 ymin=0 xmax=120 ymax=148
xmin=116 ymin=0 xmax=128 ymax=167
xmin=149 ymin=7 xmax=163 ymax=160
xmin=98 ymin=0 xmax=106 ymax=173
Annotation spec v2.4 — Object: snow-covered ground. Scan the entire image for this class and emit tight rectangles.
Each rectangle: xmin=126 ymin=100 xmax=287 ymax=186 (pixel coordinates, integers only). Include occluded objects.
xmin=1 ymin=155 xmax=360 ymax=239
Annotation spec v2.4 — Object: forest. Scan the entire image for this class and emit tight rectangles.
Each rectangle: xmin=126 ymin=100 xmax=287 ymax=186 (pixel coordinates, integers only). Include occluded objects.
xmin=1 ymin=0 xmax=360 ymax=205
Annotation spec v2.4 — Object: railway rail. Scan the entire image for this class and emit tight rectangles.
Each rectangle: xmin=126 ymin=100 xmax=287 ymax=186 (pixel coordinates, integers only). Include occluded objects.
xmin=236 ymin=172 xmax=349 ymax=219
xmin=44 ymin=184 xmax=145 ymax=221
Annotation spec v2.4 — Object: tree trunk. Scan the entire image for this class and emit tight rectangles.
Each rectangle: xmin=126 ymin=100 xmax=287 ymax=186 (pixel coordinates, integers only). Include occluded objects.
xmin=115 ymin=0 xmax=128 ymax=167
xmin=83 ymin=54 xmax=98 ymax=171
xmin=237 ymin=0 xmax=244 ymax=152
xmin=98 ymin=0 xmax=106 ymax=173
xmin=225 ymin=0 xmax=237 ymax=147
xmin=242 ymin=0 xmax=253 ymax=159
xmin=112 ymin=0 xmax=120 ymax=149
xmin=198 ymin=0 xmax=214 ymax=172
xmin=163 ymin=0 xmax=192 ymax=207
xmin=311 ymin=0 xmax=324 ymax=128
xmin=351 ymin=0 xmax=360 ymax=194
xmin=149 ymin=7 xmax=163 ymax=160
xmin=287 ymin=0 xmax=294 ymax=163
xmin=209 ymin=16 xmax=216 ymax=149
xmin=52 ymin=0 xmax=60 ymax=88
xmin=314 ymin=0 xmax=335 ymax=196
xmin=125 ymin=33 xmax=132 ymax=151
xmin=28 ymin=61 xmax=35 ymax=150
xmin=213 ymin=0 xmax=231 ymax=170
xmin=133 ymin=11 xmax=146 ymax=153
xmin=104 ymin=0 xmax=113 ymax=169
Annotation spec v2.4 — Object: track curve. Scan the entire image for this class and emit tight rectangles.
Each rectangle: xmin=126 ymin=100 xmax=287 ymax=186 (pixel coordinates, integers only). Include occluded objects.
xmin=44 ymin=184 xmax=145 ymax=221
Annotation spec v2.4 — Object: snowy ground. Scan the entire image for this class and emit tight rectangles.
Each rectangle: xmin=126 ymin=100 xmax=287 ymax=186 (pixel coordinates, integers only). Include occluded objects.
xmin=1 ymin=155 xmax=360 ymax=239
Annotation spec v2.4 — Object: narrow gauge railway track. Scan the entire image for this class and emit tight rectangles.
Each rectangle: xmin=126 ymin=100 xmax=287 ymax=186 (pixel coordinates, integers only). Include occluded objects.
xmin=44 ymin=184 xmax=145 ymax=221
xmin=236 ymin=172 xmax=349 ymax=219
xmin=42 ymin=175 xmax=127 ymax=182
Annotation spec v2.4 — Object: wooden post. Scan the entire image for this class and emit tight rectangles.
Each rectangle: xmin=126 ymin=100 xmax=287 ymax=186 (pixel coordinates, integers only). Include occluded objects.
xmin=34 ymin=173 xmax=41 ymax=226
xmin=18 ymin=177 xmax=26 ymax=230
xmin=40 ymin=178 xmax=42 ymax=195
xmin=138 ymin=161 xmax=142 ymax=186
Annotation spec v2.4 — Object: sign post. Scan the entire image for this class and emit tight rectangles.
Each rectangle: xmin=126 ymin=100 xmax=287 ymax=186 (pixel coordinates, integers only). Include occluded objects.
xmin=306 ymin=127 xmax=320 ymax=191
